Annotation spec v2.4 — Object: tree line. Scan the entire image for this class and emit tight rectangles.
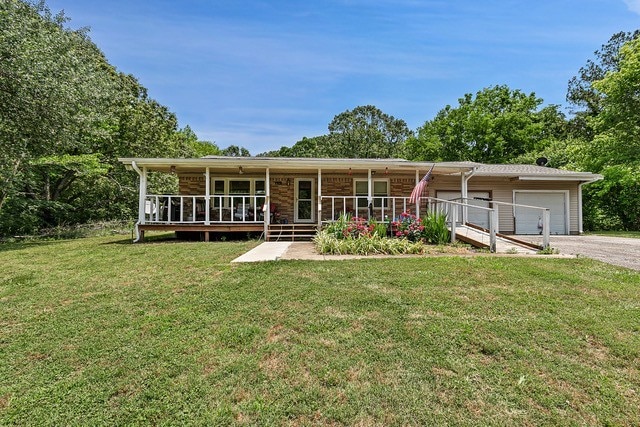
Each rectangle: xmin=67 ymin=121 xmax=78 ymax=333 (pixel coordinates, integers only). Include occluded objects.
xmin=1 ymin=1 xmax=638 ymax=236
xmin=261 ymin=32 xmax=640 ymax=231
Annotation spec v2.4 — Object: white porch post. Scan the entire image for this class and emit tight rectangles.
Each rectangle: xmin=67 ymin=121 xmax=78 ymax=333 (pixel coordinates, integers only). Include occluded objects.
xmin=317 ymin=168 xmax=322 ymax=229
xmin=489 ymin=208 xmax=498 ymax=253
xmin=415 ymin=169 xmax=420 ymax=218
xmin=450 ymin=203 xmax=457 ymax=243
xmin=205 ymin=167 xmax=210 ymax=225
xmin=542 ymin=209 xmax=551 ymax=249
xmin=461 ymin=172 xmax=468 ymax=224
xmin=264 ymin=167 xmax=270 ymax=238
xmin=138 ymin=166 xmax=147 ymax=225
xmin=367 ymin=169 xmax=372 ymax=219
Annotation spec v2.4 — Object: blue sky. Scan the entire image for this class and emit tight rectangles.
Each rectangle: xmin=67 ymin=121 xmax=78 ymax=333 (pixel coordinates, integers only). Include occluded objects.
xmin=45 ymin=0 xmax=639 ymax=154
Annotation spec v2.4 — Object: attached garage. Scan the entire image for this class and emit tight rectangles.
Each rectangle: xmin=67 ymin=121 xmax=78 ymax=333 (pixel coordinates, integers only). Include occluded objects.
xmin=514 ymin=191 xmax=569 ymax=235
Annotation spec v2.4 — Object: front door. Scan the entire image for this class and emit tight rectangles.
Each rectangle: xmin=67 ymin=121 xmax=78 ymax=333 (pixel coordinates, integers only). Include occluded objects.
xmin=294 ymin=178 xmax=314 ymax=223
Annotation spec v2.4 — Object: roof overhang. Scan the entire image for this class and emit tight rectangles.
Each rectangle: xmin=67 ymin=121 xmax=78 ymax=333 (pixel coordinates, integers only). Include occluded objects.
xmin=118 ymin=157 xmax=475 ymax=175
xmin=516 ymin=175 xmax=603 ymax=182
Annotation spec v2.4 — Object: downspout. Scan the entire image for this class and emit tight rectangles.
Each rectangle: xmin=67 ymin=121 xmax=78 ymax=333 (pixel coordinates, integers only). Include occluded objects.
xmin=131 ymin=161 xmax=145 ymax=243
xmin=461 ymin=167 xmax=477 ymax=224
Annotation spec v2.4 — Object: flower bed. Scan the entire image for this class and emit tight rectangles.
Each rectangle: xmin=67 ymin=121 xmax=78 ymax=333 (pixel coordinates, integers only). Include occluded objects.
xmin=314 ymin=212 xmax=450 ymax=255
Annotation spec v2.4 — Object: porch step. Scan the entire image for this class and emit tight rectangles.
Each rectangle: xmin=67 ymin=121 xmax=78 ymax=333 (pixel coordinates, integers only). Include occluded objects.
xmin=267 ymin=224 xmax=318 ymax=242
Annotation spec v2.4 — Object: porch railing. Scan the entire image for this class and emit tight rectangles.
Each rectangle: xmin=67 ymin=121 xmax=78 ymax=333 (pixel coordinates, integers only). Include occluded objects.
xmin=321 ymin=196 xmax=425 ymax=222
xmin=143 ymin=194 xmax=266 ymax=224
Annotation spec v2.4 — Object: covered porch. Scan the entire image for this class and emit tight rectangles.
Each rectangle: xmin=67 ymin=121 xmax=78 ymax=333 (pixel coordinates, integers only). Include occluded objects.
xmin=120 ymin=157 xmax=478 ymax=242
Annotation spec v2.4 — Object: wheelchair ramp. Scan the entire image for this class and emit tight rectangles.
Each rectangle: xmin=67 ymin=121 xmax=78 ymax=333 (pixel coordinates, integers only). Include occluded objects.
xmin=452 ymin=224 xmax=539 ymax=254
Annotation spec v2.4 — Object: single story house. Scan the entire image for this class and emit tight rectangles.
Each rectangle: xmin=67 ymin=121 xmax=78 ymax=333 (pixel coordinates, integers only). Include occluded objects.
xmin=119 ymin=156 xmax=602 ymax=242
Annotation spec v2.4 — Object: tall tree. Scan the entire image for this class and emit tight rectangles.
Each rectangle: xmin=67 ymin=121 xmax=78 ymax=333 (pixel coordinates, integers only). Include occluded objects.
xmin=327 ymin=105 xmax=410 ymax=158
xmin=0 ymin=1 xmax=212 ymax=235
xmin=221 ymin=145 xmax=251 ymax=157
xmin=260 ymin=106 xmax=410 ymax=159
xmin=566 ymin=30 xmax=640 ymax=139
xmin=406 ymin=85 xmax=566 ymax=163
xmin=583 ymin=37 xmax=640 ymax=230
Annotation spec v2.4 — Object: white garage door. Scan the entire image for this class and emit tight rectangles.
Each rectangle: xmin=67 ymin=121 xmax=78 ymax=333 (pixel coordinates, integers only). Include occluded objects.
xmin=514 ymin=192 xmax=568 ymax=235
xmin=437 ymin=191 xmax=490 ymax=229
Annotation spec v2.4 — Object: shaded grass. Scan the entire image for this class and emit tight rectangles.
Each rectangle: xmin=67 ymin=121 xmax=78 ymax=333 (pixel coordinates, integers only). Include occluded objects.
xmin=1 ymin=235 xmax=639 ymax=425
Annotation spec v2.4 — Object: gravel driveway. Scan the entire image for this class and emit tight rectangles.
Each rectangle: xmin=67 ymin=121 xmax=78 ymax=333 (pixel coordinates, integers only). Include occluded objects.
xmin=520 ymin=235 xmax=640 ymax=271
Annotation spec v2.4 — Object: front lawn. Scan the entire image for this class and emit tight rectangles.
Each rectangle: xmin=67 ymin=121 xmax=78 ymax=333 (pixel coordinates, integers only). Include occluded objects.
xmin=1 ymin=235 xmax=639 ymax=425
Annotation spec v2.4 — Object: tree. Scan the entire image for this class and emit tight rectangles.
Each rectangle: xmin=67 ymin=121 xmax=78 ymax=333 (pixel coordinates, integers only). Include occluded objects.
xmin=406 ymin=85 xmax=567 ymax=163
xmin=0 ymin=1 xmax=213 ymax=236
xmin=221 ymin=145 xmax=251 ymax=157
xmin=327 ymin=105 xmax=410 ymax=158
xmin=261 ymin=106 xmax=411 ymax=159
xmin=590 ymin=36 xmax=640 ymax=167
xmin=566 ymin=30 xmax=640 ymax=139
xmin=581 ymin=36 xmax=640 ymax=231
xmin=0 ymin=0 xmax=118 ymax=213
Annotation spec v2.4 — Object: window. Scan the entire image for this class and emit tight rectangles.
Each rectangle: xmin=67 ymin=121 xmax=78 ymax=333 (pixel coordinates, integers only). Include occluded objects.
xmin=210 ymin=179 xmax=268 ymax=211
xmin=354 ymin=179 xmax=389 ymax=208
xmin=213 ymin=180 xmax=225 ymax=207
xmin=229 ymin=180 xmax=251 ymax=194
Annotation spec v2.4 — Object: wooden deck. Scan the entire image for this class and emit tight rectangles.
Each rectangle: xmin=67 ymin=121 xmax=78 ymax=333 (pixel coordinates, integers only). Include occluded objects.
xmin=137 ymin=223 xmax=264 ymax=242
xmin=136 ymin=223 xmax=319 ymax=242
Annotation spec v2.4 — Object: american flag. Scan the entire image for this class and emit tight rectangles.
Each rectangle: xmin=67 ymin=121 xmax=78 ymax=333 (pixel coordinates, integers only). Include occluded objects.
xmin=409 ymin=164 xmax=434 ymax=204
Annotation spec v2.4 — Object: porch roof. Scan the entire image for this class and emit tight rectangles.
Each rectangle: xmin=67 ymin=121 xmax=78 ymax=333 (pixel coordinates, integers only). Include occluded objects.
xmin=118 ymin=156 xmax=602 ymax=182
xmin=118 ymin=156 xmax=475 ymax=175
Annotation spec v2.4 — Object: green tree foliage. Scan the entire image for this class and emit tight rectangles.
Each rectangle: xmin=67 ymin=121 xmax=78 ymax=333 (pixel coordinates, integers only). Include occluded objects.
xmin=591 ymin=37 xmax=640 ymax=167
xmin=327 ymin=105 xmax=410 ymax=158
xmin=406 ymin=85 xmax=567 ymax=163
xmin=579 ymin=37 xmax=640 ymax=230
xmin=260 ymin=106 xmax=410 ymax=158
xmin=567 ymin=31 xmax=640 ymax=116
xmin=221 ymin=145 xmax=251 ymax=157
xmin=0 ymin=1 xmax=212 ymax=236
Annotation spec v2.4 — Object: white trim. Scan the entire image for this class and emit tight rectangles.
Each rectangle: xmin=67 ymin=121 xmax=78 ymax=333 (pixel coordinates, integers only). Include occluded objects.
xmin=317 ymin=169 xmax=322 ymax=228
xmin=205 ymin=167 xmax=210 ymax=225
xmin=294 ymin=178 xmax=315 ymax=223
xmin=264 ymin=168 xmax=270 ymax=235
xmin=353 ymin=178 xmax=390 ymax=210
xmin=513 ymin=190 xmax=570 ymax=234
xmin=515 ymin=176 xmax=598 ymax=181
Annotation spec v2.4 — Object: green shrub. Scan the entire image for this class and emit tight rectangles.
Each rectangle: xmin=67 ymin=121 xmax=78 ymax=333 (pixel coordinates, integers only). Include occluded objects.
xmin=391 ymin=212 xmax=424 ymax=242
xmin=421 ymin=212 xmax=450 ymax=244
xmin=324 ymin=214 xmax=387 ymax=239
xmin=313 ymin=230 xmax=426 ymax=255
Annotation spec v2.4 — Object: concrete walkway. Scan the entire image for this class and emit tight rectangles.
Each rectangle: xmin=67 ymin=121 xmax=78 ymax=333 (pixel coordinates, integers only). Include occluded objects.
xmin=231 ymin=242 xmax=292 ymax=263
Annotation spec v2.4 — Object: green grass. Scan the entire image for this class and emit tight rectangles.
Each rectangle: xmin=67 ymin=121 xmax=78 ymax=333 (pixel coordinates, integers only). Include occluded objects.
xmin=588 ymin=230 xmax=640 ymax=239
xmin=1 ymin=234 xmax=639 ymax=426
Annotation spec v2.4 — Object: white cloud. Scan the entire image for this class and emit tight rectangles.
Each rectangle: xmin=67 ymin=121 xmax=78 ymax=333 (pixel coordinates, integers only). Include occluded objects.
xmin=623 ymin=0 xmax=640 ymax=15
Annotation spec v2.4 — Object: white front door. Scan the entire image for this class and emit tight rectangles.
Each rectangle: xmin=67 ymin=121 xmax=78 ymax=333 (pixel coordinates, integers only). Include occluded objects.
xmin=294 ymin=179 xmax=314 ymax=223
